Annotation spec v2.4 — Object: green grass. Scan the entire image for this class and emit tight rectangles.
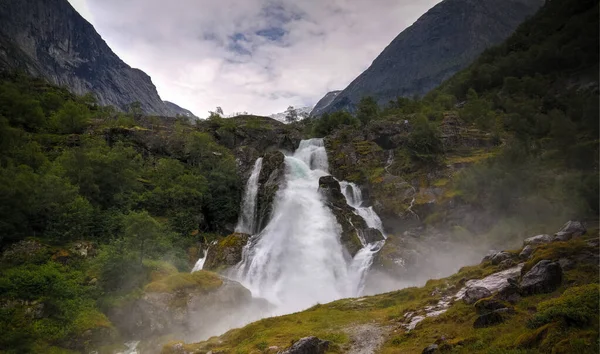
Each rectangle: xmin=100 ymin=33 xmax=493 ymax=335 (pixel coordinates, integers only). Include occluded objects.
xmin=144 ymin=270 xmax=223 ymax=293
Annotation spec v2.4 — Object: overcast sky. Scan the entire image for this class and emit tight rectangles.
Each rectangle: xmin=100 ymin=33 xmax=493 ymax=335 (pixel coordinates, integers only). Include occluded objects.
xmin=67 ymin=0 xmax=440 ymax=117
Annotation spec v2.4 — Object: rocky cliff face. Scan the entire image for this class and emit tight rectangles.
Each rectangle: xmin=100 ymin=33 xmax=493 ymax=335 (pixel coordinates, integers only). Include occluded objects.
xmin=319 ymin=0 xmax=544 ymax=115
xmin=310 ymin=90 xmax=341 ymax=117
xmin=0 ymin=0 xmax=185 ymax=116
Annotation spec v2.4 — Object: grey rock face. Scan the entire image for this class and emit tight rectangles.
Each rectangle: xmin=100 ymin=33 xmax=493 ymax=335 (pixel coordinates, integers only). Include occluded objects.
xmin=320 ymin=0 xmax=544 ymax=115
xmin=490 ymin=251 xmax=513 ymax=265
xmin=520 ymin=260 xmax=562 ymax=295
xmin=553 ymin=220 xmax=586 ymax=241
xmin=279 ymin=337 xmax=330 ymax=354
xmin=310 ymin=90 xmax=342 ymax=117
xmin=0 ymin=0 xmax=186 ymax=116
xmin=422 ymin=344 xmax=439 ymax=354
xmin=256 ymin=151 xmax=286 ymax=232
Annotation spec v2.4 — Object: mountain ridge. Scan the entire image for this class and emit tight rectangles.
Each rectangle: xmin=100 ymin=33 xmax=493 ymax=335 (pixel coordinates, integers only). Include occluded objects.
xmin=0 ymin=0 xmax=188 ymax=116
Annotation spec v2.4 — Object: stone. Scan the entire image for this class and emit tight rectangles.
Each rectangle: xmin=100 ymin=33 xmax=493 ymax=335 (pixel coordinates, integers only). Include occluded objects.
xmin=490 ymin=251 xmax=512 ymax=265
xmin=474 ymin=298 xmax=508 ymax=314
xmin=554 ymin=221 xmax=586 ymax=241
xmin=496 ymin=279 xmax=521 ymax=304
xmin=70 ymin=241 xmax=96 ymax=258
xmin=520 ymin=260 xmax=562 ymax=295
xmin=422 ymin=344 xmax=439 ymax=354
xmin=473 ymin=310 xmax=505 ymax=328
xmin=203 ymin=233 xmax=250 ymax=271
xmin=523 ymin=234 xmax=553 ymax=246
xmin=499 ymin=259 xmax=515 ymax=270
xmin=256 ymin=151 xmax=286 ymax=232
xmin=278 ymin=337 xmax=329 ymax=354
xmin=1 ymin=240 xmax=48 ymax=265
xmin=463 ymin=287 xmax=492 ymax=305
xmin=558 ymin=258 xmax=575 ymax=271
xmin=519 ymin=245 xmax=534 ymax=259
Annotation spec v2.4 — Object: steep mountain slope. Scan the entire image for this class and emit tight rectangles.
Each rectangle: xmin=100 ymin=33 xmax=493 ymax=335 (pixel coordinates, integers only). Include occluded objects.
xmin=320 ymin=0 xmax=544 ymax=115
xmin=164 ymin=101 xmax=198 ymax=119
xmin=310 ymin=90 xmax=341 ymax=117
xmin=0 ymin=0 xmax=184 ymax=116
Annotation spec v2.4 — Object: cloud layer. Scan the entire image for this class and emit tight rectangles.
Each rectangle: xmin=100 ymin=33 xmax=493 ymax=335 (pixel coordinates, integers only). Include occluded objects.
xmin=69 ymin=0 xmax=440 ymax=117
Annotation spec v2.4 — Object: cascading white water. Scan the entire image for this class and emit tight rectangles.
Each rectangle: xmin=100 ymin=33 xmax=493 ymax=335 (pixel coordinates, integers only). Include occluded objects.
xmin=236 ymin=139 xmax=351 ymax=313
xmin=339 ymin=181 xmax=385 ymax=236
xmin=191 ymin=249 xmax=206 ymax=272
xmin=234 ymin=139 xmax=389 ymax=314
xmin=339 ymin=181 xmax=387 ymax=294
xmin=235 ymin=158 xmax=263 ymax=234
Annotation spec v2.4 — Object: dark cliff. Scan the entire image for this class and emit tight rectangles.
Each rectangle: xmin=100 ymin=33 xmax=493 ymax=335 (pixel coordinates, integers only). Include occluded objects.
xmin=320 ymin=0 xmax=544 ymax=115
xmin=0 ymin=0 xmax=185 ymax=116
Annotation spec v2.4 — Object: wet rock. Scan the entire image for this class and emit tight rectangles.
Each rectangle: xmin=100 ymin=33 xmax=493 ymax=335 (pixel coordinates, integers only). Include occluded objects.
xmin=203 ymin=233 xmax=250 ymax=271
xmin=520 ymin=260 xmax=562 ymax=295
xmin=482 ymin=250 xmax=500 ymax=263
xmin=519 ymin=245 xmax=534 ymax=259
xmin=474 ymin=298 xmax=508 ymax=314
xmin=473 ymin=310 xmax=505 ymax=328
xmin=496 ymin=279 xmax=521 ymax=304
xmin=558 ymin=258 xmax=575 ymax=271
xmin=523 ymin=234 xmax=552 ymax=246
xmin=256 ymin=151 xmax=286 ymax=232
xmin=319 ymin=176 xmax=383 ymax=256
xmin=499 ymin=259 xmax=515 ymax=270
xmin=70 ymin=241 xmax=96 ymax=258
xmin=553 ymin=221 xmax=586 ymax=241
xmin=455 ymin=264 xmax=523 ymax=301
xmin=279 ymin=336 xmax=330 ymax=354
xmin=490 ymin=251 xmax=512 ymax=265
xmin=463 ymin=287 xmax=492 ymax=305
xmin=422 ymin=344 xmax=439 ymax=354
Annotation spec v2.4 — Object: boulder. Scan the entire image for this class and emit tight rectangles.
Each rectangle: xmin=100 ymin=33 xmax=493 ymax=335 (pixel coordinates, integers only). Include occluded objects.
xmin=422 ymin=344 xmax=439 ymax=354
xmin=463 ymin=287 xmax=492 ymax=305
xmin=203 ymin=233 xmax=250 ymax=271
xmin=553 ymin=221 xmax=586 ymax=241
xmin=498 ymin=259 xmax=515 ymax=270
xmin=473 ymin=310 xmax=505 ymax=328
xmin=495 ymin=279 xmax=521 ymax=304
xmin=523 ymin=234 xmax=552 ymax=246
xmin=558 ymin=258 xmax=575 ymax=271
xmin=519 ymin=245 xmax=534 ymax=259
xmin=1 ymin=240 xmax=49 ymax=265
xmin=474 ymin=298 xmax=509 ymax=314
xmin=70 ymin=241 xmax=96 ymax=258
xmin=256 ymin=151 xmax=286 ymax=232
xmin=490 ymin=251 xmax=512 ymax=265
xmin=279 ymin=337 xmax=329 ymax=354
xmin=520 ymin=260 xmax=562 ymax=295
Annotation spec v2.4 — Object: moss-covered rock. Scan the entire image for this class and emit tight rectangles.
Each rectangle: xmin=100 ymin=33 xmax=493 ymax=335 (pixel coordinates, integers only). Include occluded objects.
xmin=203 ymin=233 xmax=250 ymax=271
xmin=255 ymin=151 xmax=286 ymax=232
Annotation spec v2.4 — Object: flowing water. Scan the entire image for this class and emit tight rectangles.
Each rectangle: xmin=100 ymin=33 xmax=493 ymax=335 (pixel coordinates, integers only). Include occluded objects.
xmin=235 ymin=158 xmax=263 ymax=234
xmin=191 ymin=249 xmax=206 ymax=272
xmin=234 ymin=139 xmax=388 ymax=314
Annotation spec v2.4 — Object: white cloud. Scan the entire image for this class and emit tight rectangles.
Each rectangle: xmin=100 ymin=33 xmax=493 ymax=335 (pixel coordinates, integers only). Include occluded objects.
xmin=69 ymin=0 xmax=441 ymax=117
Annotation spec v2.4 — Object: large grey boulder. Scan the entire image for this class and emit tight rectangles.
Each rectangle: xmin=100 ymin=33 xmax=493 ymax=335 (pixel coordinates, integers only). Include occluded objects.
xmin=553 ymin=221 xmax=586 ymax=241
xmin=520 ymin=260 xmax=562 ymax=295
xmin=519 ymin=245 xmax=534 ymax=259
xmin=463 ymin=287 xmax=492 ymax=305
xmin=523 ymin=234 xmax=553 ymax=246
xmin=490 ymin=251 xmax=513 ymax=265
xmin=279 ymin=337 xmax=330 ymax=354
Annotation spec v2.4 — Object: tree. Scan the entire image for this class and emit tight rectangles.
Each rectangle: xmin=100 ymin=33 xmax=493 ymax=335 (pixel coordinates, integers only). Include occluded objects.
xmin=357 ymin=96 xmax=378 ymax=125
xmin=49 ymin=101 xmax=91 ymax=134
xmin=285 ymin=106 xmax=298 ymax=123
xmin=123 ymin=211 xmax=165 ymax=264
xmin=128 ymin=101 xmax=143 ymax=118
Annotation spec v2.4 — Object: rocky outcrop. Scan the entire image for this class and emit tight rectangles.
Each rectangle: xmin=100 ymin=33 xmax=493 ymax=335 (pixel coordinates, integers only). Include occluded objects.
xmin=319 ymin=0 xmax=544 ymax=114
xmin=553 ymin=220 xmax=586 ymax=241
xmin=203 ymin=233 xmax=250 ymax=271
xmin=520 ymin=260 xmax=563 ymax=295
xmin=278 ymin=336 xmax=330 ymax=354
xmin=255 ymin=151 xmax=286 ymax=232
xmin=107 ymin=271 xmax=265 ymax=343
xmin=523 ymin=234 xmax=553 ymax=246
xmin=310 ymin=90 xmax=342 ymax=117
xmin=0 ymin=0 xmax=185 ymax=116
xmin=318 ymin=176 xmax=384 ymax=256
xmin=163 ymin=101 xmax=197 ymax=119
xmin=462 ymin=287 xmax=492 ymax=305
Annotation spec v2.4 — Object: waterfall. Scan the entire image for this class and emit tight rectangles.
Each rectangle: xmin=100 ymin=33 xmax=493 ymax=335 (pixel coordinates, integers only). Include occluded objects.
xmin=234 ymin=139 xmax=388 ymax=314
xmin=191 ymin=249 xmax=207 ymax=272
xmin=339 ymin=181 xmax=386 ymax=236
xmin=235 ymin=158 xmax=263 ymax=234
